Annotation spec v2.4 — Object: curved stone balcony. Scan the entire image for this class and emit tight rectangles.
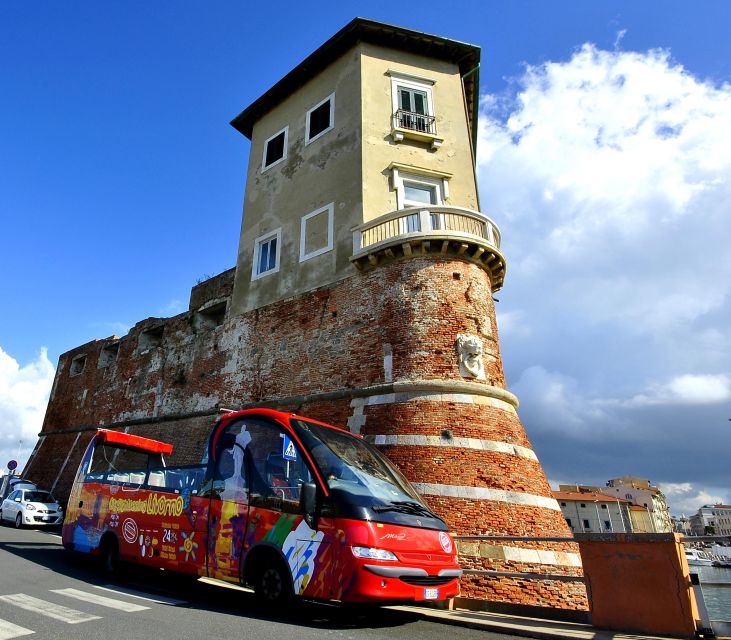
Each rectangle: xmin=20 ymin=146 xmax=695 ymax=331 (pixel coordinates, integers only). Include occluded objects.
xmin=351 ymin=206 xmax=506 ymax=291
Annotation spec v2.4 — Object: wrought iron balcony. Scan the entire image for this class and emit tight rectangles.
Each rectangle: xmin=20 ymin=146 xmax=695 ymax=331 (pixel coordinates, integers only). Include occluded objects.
xmin=393 ymin=109 xmax=437 ymax=135
xmin=391 ymin=110 xmax=443 ymax=150
xmin=351 ymin=206 xmax=506 ymax=291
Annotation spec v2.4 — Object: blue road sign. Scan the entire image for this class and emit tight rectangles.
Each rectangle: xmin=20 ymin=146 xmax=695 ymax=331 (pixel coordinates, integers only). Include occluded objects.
xmin=282 ymin=435 xmax=297 ymax=461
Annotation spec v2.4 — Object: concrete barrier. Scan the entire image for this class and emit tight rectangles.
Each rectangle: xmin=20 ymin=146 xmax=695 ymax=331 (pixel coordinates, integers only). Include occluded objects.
xmin=574 ymin=533 xmax=702 ymax=638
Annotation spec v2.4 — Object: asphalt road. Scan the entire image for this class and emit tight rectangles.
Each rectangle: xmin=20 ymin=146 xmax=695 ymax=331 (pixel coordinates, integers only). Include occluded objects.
xmin=0 ymin=524 xmax=514 ymax=640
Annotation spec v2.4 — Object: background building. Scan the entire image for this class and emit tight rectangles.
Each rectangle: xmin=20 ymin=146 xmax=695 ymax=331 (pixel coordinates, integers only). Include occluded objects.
xmin=559 ymin=476 xmax=672 ymax=533
xmin=554 ymin=491 xmax=631 ymax=533
xmin=689 ymin=504 xmax=731 ymax=536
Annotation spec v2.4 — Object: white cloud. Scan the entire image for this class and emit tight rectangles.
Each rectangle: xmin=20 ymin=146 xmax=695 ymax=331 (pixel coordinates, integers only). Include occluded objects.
xmin=478 ymin=44 xmax=731 ymax=337
xmin=477 ymin=43 xmax=731 ymax=509
xmin=627 ymin=374 xmax=731 ymax=406
xmin=0 ymin=347 xmax=55 ymax=474
xmin=662 ymin=482 xmax=726 ymax=514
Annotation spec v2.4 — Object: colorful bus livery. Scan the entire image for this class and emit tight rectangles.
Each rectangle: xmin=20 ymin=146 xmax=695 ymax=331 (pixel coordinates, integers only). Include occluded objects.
xmin=62 ymin=409 xmax=462 ymax=604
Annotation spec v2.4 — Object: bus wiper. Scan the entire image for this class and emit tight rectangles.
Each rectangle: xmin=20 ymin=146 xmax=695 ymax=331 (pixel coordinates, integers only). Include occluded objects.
xmin=372 ymin=501 xmax=436 ymax=517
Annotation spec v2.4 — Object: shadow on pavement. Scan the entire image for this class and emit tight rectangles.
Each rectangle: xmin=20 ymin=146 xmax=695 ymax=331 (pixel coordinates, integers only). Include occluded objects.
xmin=0 ymin=526 xmax=420 ymax=631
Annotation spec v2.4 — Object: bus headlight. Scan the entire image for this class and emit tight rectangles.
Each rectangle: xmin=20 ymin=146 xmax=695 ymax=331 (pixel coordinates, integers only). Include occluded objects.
xmin=351 ymin=546 xmax=398 ymax=561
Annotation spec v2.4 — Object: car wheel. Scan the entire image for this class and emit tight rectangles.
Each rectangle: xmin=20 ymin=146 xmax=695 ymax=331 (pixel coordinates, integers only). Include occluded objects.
xmin=254 ymin=561 xmax=293 ymax=606
xmin=15 ymin=513 xmax=22 ymax=529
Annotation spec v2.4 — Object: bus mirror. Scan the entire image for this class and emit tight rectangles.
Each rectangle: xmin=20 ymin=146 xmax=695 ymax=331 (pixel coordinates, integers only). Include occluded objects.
xmin=300 ymin=482 xmax=318 ymax=529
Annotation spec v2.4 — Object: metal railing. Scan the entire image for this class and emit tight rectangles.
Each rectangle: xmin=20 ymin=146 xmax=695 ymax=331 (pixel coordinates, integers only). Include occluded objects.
xmin=353 ymin=206 xmax=501 ymax=255
xmin=393 ymin=109 xmax=437 ymax=135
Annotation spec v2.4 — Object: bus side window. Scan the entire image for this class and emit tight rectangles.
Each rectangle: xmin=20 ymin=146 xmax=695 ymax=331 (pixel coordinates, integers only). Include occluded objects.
xmin=245 ymin=423 xmax=312 ymax=513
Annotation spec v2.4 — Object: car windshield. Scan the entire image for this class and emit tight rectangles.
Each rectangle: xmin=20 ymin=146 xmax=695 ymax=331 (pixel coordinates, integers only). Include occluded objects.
xmin=24 ymin=491 xmax=54 ymax=503
xmin=291 ymin=419 xmax=425 ymax=506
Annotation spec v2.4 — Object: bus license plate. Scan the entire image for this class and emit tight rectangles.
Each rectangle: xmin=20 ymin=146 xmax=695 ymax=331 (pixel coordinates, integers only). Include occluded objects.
xmin=424 ymin=588 xmax=439 ymax=600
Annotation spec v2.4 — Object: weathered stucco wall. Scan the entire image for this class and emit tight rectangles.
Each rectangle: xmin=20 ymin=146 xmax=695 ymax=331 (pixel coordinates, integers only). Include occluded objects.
xmin=230 ymin=46 xmax=363 ymax=316
xmin=359 ymin=42 xmax=480 ymax=218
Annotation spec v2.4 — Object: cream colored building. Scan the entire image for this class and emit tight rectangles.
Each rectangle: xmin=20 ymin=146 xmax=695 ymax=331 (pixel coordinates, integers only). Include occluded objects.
xmin=228 ymin=19 xmax=504 ymax=316
xmin=560 ymin=477 xmax=672 ymax=533
xmin=554 ymin=491 xmax=632 ymax=533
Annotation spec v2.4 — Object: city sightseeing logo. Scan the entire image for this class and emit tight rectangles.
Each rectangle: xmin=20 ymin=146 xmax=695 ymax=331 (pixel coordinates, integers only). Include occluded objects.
xmin=109 ymin=495 xmax=184 ymax=517
xmin=439 ymin=532 xmax=453 ymax=553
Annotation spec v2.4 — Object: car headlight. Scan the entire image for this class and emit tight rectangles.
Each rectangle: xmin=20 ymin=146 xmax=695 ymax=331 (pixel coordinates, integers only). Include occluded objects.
xmin=25 ymin=504 xmax=36 ymax=511
xmin=351 ymin=546 xmax=398 ymax=561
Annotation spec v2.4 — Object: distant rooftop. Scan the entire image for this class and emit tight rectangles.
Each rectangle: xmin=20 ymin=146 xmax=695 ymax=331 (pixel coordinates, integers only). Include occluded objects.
xmin=553 ymin=491 xmax=631 ymax=503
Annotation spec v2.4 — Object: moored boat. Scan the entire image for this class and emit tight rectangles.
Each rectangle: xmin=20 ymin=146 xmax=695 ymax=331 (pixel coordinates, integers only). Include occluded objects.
xmin=685 ymin=548 xmax=714 ymax=566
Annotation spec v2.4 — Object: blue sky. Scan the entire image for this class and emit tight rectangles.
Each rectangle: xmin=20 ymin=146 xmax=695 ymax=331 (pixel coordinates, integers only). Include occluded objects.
xmin=2 ymin=1 xmax=730 ymax=514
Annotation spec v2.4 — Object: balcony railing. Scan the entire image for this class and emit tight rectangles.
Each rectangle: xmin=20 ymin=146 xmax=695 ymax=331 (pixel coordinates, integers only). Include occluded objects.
xmin=351 ymin=206 xmax=506 ymax=290
xmin=393 ymin=109 xmax=437 ymax=135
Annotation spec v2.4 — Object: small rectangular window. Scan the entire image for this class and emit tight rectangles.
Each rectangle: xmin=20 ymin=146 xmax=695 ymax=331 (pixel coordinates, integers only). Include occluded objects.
xmin=583 ymin=519 xmax=591 ymax=529
xmin=404 ymin=182 xmax=437 ymax=205
xmin=262 ymin=127 xmax=288 ymax=171
xmin=601 ymin=504 xmax=607 ymax=509
xmin=305 ymin=94 xmax=334 ymax=145
xmin=252 ymin=229 xmax=281 ymax=280
xmin=392 ymin=168 xmax=446 ymax=211
xmin=604 ymin=520 xmax=612 ymax=531
xmin=70 ymin=354 xmax=87 ymax=376
xmin=139 ymin=326 xmax=164 ymax=352
xmin=98 ymin=342 xmax=119 ymax=368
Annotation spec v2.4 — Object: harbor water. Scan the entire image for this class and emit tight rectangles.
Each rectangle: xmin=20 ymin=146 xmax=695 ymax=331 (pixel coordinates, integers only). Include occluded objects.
xmin=696 ymin=564 xmax=731 ymax=620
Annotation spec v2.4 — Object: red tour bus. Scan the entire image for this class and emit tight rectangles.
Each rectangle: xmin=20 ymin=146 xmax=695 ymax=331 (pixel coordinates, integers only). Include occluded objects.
xmin=62 ymin=408 xmax=462 ymax=604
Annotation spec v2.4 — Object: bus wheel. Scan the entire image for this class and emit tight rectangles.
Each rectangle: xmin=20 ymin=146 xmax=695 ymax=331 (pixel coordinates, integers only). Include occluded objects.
xmin=255 ymin=561 xmax=292 ymax=605
xmin=98 ymin=536 xmax=119 ymax=575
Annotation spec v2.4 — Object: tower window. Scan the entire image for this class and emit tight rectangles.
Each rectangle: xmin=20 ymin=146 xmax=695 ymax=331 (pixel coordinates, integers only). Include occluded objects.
xmin=389 ymin=72 xmax=436 ymax=136
xmin=391 ymin=167 xmax=447 ymax=211
xmin=252 ymin=229 xmax=281 ymax=280
xmin=404 ymin=181 xmax=438 ymax=206
xmin=262 ymin=127 xmax=288 ymax=171
xmin=305 ymin=94 xmax=334 ymax=145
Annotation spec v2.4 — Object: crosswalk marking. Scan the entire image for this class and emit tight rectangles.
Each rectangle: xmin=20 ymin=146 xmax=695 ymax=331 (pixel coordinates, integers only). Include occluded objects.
xmin=51 ymin=589 xmax=149 ymax=612
xmin=95 ymin=585 xmax=186 ymax=606
xmin=0 ymin=594 xmax=100 ymax=624
xmin=0 ymin=618 xmax=33 ymax=640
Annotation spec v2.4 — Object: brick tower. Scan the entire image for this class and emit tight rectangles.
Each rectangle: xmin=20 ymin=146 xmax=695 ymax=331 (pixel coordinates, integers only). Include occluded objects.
xmin=27 ymin=19 xmax=586 ymax=611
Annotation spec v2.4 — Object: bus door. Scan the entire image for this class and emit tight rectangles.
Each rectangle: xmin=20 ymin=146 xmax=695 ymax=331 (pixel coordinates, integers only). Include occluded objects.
xmin=206 ymin=416 xmax=321 ymax=590
xmin=205 ymin=418 xmax=252 ymax=581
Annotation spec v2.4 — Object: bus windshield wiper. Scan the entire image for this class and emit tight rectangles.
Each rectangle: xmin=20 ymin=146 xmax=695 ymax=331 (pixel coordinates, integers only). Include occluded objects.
xmin=372 ymin=501 xmax=436 ymax=517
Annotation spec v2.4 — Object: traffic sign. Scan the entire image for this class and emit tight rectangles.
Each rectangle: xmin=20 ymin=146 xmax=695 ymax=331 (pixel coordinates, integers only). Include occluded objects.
xmin=282 ymin=435 xmax=297 ymax=461
xmin=7 ymin=460 xmax=17 ymax=471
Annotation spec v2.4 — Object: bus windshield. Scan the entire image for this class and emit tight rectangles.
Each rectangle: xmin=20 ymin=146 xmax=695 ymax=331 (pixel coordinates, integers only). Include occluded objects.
xmin=291 ymin=419 xmax=431 ymax=510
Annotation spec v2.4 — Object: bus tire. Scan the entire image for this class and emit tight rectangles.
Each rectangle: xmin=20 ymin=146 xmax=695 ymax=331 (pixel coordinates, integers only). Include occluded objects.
xmin=252 ymin=557 xmax=293 ymax=606
xmin=98 ymin=535 xmax=119 ymax=575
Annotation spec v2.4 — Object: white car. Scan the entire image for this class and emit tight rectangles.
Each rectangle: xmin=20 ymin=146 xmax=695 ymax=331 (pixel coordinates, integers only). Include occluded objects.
xmin=0 ymin=489 xmax=63 ymax=528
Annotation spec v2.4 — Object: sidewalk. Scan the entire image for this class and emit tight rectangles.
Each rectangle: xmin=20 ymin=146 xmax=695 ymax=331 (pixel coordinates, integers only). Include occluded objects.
xmin=389 ymin=605 xmax=695 ymax=640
